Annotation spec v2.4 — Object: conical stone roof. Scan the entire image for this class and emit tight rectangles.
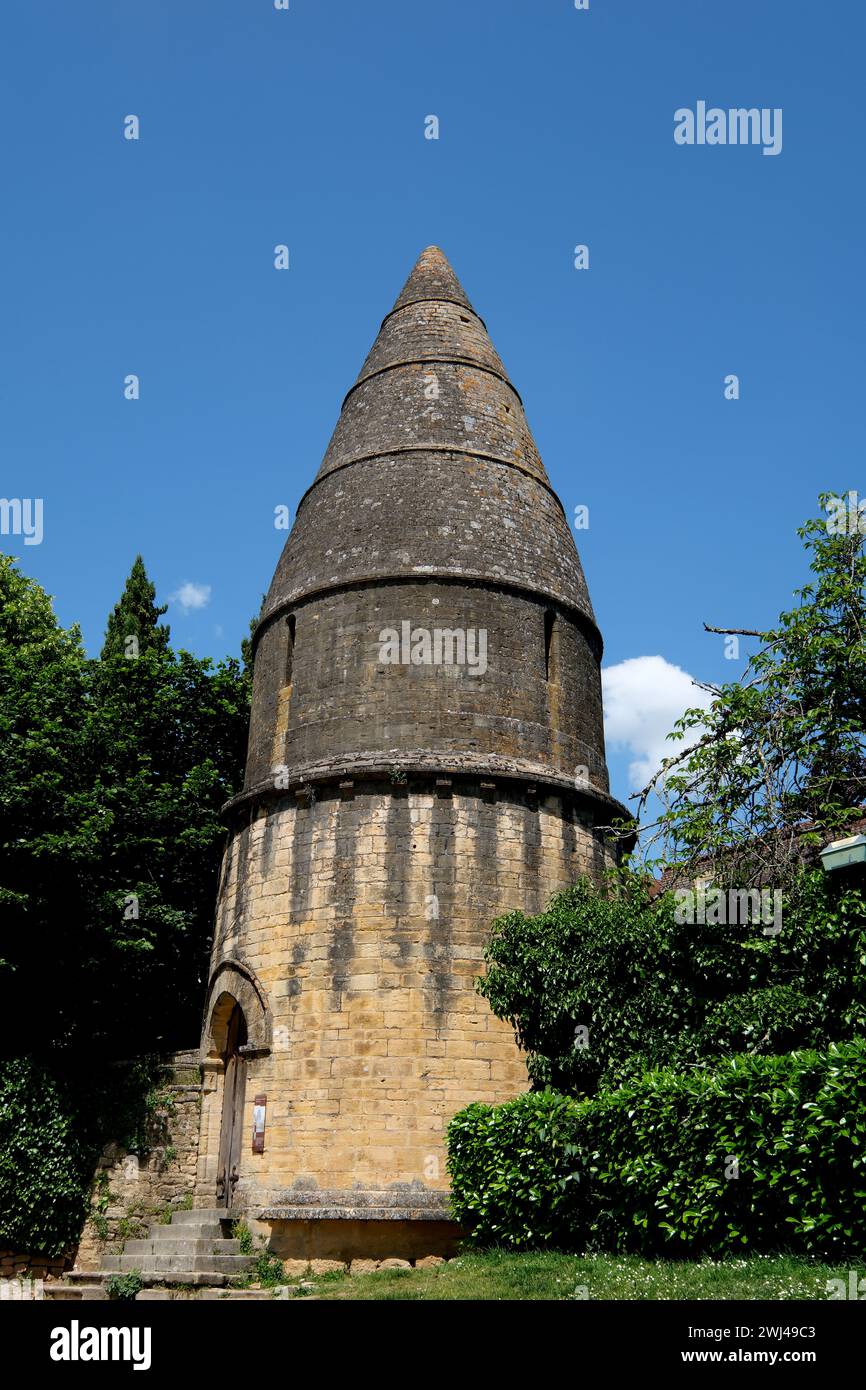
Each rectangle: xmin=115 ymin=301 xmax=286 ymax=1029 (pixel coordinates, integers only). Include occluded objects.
xmin=261 ymin=247 xmax=597 ymax=635
xmin=390 ymin=243 xmax=475 ymax=313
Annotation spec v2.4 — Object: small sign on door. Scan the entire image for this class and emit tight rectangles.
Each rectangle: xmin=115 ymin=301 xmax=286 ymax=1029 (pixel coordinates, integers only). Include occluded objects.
xmin=252 ymin=1094 xmax=267 ymax=1154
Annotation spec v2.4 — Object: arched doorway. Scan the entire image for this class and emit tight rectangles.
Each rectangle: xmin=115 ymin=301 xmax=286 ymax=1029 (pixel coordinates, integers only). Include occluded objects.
xmin=216 ymin=1001 xmax=248 ymax=1208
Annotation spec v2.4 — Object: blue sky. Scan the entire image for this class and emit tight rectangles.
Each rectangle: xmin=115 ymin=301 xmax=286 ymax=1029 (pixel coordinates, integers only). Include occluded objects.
xmin=2 ymin=1 xmax=863 ymax=808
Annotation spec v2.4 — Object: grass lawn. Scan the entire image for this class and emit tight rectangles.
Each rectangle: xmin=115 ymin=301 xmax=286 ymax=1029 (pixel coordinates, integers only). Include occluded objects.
xmin=298 ymin=1250 xmax=845 ymax=1301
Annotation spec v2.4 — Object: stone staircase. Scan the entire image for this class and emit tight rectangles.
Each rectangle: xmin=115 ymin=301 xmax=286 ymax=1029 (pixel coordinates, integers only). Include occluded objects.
xmin=64 ymin=1208 xmax=256 ymax=1290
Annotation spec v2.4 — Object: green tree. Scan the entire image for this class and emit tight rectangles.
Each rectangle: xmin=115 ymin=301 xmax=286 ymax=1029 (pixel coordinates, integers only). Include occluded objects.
xmin=101 ymin=555 xmax=170 ymax=659
xmin=0 ymin=554 xmax=251 ymax=1056
xmin=81 ymin=560 xmax=251 ymax=1052
xmin=0 ymin=555 xmax=252 ymax=1251
xmin=635 ymin=494 xmax=866 ymax=887
xmin=479 ymin=869 xmax=866 ymax=1096
xmin=240 ymin=595 xmax=266 ymax=674
xmin=0 ymin=556 xmax=90 ymax=1034
xmin=480 ymin=875 xmax=681 ymax=1093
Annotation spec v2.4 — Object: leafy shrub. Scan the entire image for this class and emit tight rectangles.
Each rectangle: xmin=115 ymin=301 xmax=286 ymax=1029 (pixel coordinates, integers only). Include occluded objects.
xmin=105 ymin=1270 xmax=143 ymax=1300
xmin=232 ymin=1220 xmax=254 ymax=1255
xmin=480 ymin=875 xmax=691 ymax=1093
xmin=447 ymin=1092 xmax=585 ymax=1249
xmin=0 ymin=1059 xmax=92 ymax=1255
xmin=479 ymin=870 xmax=866 ymax=1095
xmin=0 ymin=1054 xmax=182 ymax=1256
xmin=253 ymin=1250 xmax=285 ymax=1287
xmin=448 ymin=1042 xmax=866 ymax=1258
xmin=691 ymin=985 xmax=824 ymax=1058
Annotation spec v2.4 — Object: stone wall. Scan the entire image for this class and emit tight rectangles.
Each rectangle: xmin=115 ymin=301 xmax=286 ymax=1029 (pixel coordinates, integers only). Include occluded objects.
xmin=197 ymin=777 xmax=616 ymax=1246
xmin=74 ymin=1050 xmax=202 ymax=1272
xmin=247 ymin=575 xmax=609 ymax=796
xmin=0 ymin=1249 xmax=70 ymax=1282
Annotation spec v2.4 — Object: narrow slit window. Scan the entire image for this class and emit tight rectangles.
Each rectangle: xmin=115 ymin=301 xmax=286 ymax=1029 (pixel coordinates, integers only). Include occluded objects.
xmin=544 ymin=610 xmax=556 ymax=682
xmin=285 ymin=615 xmax=296 ymax=687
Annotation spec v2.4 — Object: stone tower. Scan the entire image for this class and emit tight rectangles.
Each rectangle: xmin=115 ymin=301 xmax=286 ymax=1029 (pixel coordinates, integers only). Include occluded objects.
xmin=196 ymin=247 xmax=626 ymax=1260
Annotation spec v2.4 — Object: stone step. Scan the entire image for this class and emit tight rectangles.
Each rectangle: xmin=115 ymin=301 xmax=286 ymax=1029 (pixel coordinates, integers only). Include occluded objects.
xmin=124 ymin=1238 xmax=242 ymax=1258
xmin=170 ymin=1207 xmax=230 ymax=1224
xmin=45 ymin=1284 xmax=109 ymax=1300
xmin=149 ymin=1223 xmax=226 ymax=1241
xmin=49 ymin=1279 xmax=279 ymax=1300
xmin=101 ymin=1253 xmax=253 ymax=1276
xmin=138 ymin=1287 xmax=277 ymax=1301
xmin=133 ymin=1271 xmax=232 ymax=1288
xmin=68 ymin=1268 xmax=234 ymax=1288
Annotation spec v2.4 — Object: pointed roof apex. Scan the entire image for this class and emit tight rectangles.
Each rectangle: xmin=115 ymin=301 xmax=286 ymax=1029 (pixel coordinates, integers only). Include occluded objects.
xmin=390 ymin=245 xmax=476 ymax=317
xmin=263 ymin=244 xmax=600 ymax=650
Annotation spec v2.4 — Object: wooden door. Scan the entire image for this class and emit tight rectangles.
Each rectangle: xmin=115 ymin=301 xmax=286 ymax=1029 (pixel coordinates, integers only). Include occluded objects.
xmin=216 ymin=1003 xmax=247 ymax=1208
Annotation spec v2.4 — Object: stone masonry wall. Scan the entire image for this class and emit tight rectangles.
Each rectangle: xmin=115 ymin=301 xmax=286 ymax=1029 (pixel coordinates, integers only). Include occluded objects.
xmin=74 ymin=1050 xmax=202 ymax=1273
xmin=198 ymin=780 xmax=615 ymax=1216
xmin=246 ymin=576 xmax=608 ymax=795
xmin=0 ymin=1249 xmax=70 ymax=1283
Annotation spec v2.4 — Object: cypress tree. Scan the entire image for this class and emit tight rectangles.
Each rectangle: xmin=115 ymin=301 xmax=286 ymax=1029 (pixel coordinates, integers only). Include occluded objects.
xmin=101 ymin=555 xmax=170 ymax=659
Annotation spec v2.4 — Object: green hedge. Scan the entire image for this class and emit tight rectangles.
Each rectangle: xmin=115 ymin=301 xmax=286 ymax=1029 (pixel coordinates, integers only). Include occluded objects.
xmin=447 ymin=1041 xmax=866 ymax=1258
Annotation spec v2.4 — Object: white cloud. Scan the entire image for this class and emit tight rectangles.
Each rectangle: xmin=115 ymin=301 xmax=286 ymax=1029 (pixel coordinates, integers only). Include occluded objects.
xmin=170 ymin=581 xmax=212 ymax=613
xmin=602 ymin=655 xmax=712 ymax=790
